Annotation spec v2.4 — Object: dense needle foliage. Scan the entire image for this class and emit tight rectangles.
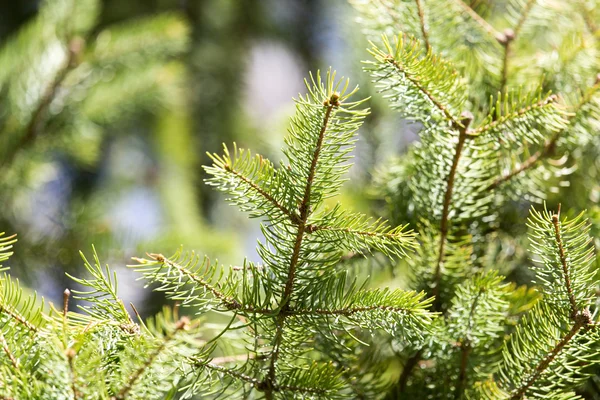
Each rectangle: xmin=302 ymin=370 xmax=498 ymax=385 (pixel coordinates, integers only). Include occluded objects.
xmin=2 ymin=0 xmax=600 ymax=399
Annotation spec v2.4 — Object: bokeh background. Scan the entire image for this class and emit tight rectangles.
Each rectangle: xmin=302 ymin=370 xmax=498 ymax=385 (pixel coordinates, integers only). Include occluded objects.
xmin=0 ymin=0 xmax=415 ymax=317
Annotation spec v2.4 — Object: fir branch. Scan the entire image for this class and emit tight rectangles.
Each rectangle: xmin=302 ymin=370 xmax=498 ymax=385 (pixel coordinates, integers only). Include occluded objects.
xmin=472 ymin=94 xmax=558 ymax=137
xmin=114 ymin=317 xmax=189 ymax=400
xmin=368 ymin=34 xmax=467 ymax=128
xmin=508 ymin=311 xmax=591 ymax=400
xmin=206 ymin=145 xmax=301 ymax=225
xmin=485 ymin=82 xmax=600 ymax=190
xmin=432 ymin=112 xmax=473 ymax=308
xmin=263 ymin=95 xmax=336 ymax=398
xmin=414 ymin=0 xmax=431 ymax=51
xmin=147 ymin=253 xmax=235 ymax=306
xmin=551 ymin=206 xmax=578 ymax=317
xmin=384 ymin=54 xmax=460 ymax=126
xmin=223 ymin=163 xmax=300 ymax=225
xmin=451 ymin=0 xmax=503 ymax=42
xmin=0 ymin=304 xmax=38 ymax=333
xmin=0 ymin=234 xmax=17 ymax=270
xmin=196 ymin=360 xmax=259 ymax=385
xmin=0 ymin=330 xmax=18 ymax=369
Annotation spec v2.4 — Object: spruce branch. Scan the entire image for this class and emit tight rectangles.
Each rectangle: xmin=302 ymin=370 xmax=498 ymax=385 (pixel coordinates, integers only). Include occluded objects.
xmin=205 ymin=145 xmax=301 ymax=225
xmin=508 ymin=312 xmax=590 ymax=400
xmin=0 ymin=233 xmax=17 ymax=270
xmin=527 ymin=206 xmax=595 ymax=311
xmin=432 ymin=112 xmax=473 ymax=308
xmin=262 ymin=91 xmax=337 ymax=398
xmin=414 ymin=0 xmax=431 ymax=51
xmin=0 ymin=330 xmax=18 ymax=369
xmin=367 ymin=34 xmax=467 ymax=128
xmin=551 ymin=205 xmax=578 ymax=317
xmin=114 ymin=317 xmax=190 ymax=400
xmin=451 ymin=0 xmax=503 ymax=42
xmin=68 ymin=248 xmax=133 ymax=325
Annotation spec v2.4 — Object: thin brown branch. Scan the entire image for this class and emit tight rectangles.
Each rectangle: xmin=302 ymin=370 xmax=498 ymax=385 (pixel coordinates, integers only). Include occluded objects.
xmin=384 ymin=57 xmax=461 ymax=127
xmin=499 ymin=29 xmax=514 ymax=100
xmin=395 ymin=349 xmax=423 ymax=396
xmin=289 ymin=304 xmax=418 ymax=317
xmin=262 ymin=98 xmax=336 ymax=397
xmin=551 ymin=206 xmax=579 ymax=318
xmin=454 ymin=287 xmax=483 ymax=399
xmin=454 ymin=342 xmax=471 ymax=399
xmin=432 ymin=112 xmax=473 ymax=309
xmin=414 ymin=0 xmax=431 ymax=51
xmin=509 ymin=311 xmax=591 ymax=399
xmin=145 ymin=253 xmax=237 ymax=307
xmin=452 ymin=0 xmax=504 ymax=42
xmin=0 ymin=330 xmax=18 ymax=369
xmin=0 ymin=304 xmax=39 ymax=333
xmin=66 ymin=348 xmax=79 ymax=399
xmin=222 ymin=165 xmax=301 ymax=225
xmin=115 ymin=317 xmax=189 ymax=400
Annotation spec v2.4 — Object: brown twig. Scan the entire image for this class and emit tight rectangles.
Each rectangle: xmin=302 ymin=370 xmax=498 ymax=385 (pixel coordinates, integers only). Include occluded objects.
xmin=0 ymin=331 xmax=18 ymax=369
xmin=261 ymin=97 xmax=336 ymax=398
xmin=414 ymin=0 xmax=431 ymax=51
xmin=432 ymin=112 xmax=473 ymax=309
xmin=551 ymin=205 xmax=578 ymax=318
xmin=384 ymin=57 xmax=462 ymax=127
xmin=509 ymin=311 xmax=591 ymax=399
xmin=114 ymin=317 xmax=189 ymax=400
xmin=452 ymin=0 xmax=504 ymax=42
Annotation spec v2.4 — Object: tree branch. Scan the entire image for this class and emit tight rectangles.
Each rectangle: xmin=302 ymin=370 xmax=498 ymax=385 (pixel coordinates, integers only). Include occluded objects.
xmin=432 ymin=112 xmax=473 ymax=309
xmin=384 ymin=56 xmax=462 ymax=127
xmin=222 ymin=165 xmax=301 ymax=225
xmin=0 ymin=330 xmax=18 ymax=369
xmin=486 ymin=79 xmax=600 ymax=190
xmin=551 ymin=206 xmax=579 ymax=318
xmin=414 ymin=0 xmax=431 ymax=51
xmin=114 ymin=317 xmax=189 ymax=400
xmin=0 ymin=304 xmax=39 ymax=333
xmin=262 ymin=97 xmax=336 ymax=397
xmin=509 ymin=311 xmax=591 ymax=399
xmin=452 ymin=0 xmax=504 ymax=42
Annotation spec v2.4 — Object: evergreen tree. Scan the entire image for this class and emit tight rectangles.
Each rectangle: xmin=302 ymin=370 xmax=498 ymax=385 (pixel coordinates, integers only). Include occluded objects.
xmin=2 ymin=0 xmax=600 ymax=399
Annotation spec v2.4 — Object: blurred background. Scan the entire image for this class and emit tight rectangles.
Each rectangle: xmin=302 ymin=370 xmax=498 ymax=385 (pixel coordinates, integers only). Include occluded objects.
xmin=0 ymin=0 xmax=414 ymax=316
